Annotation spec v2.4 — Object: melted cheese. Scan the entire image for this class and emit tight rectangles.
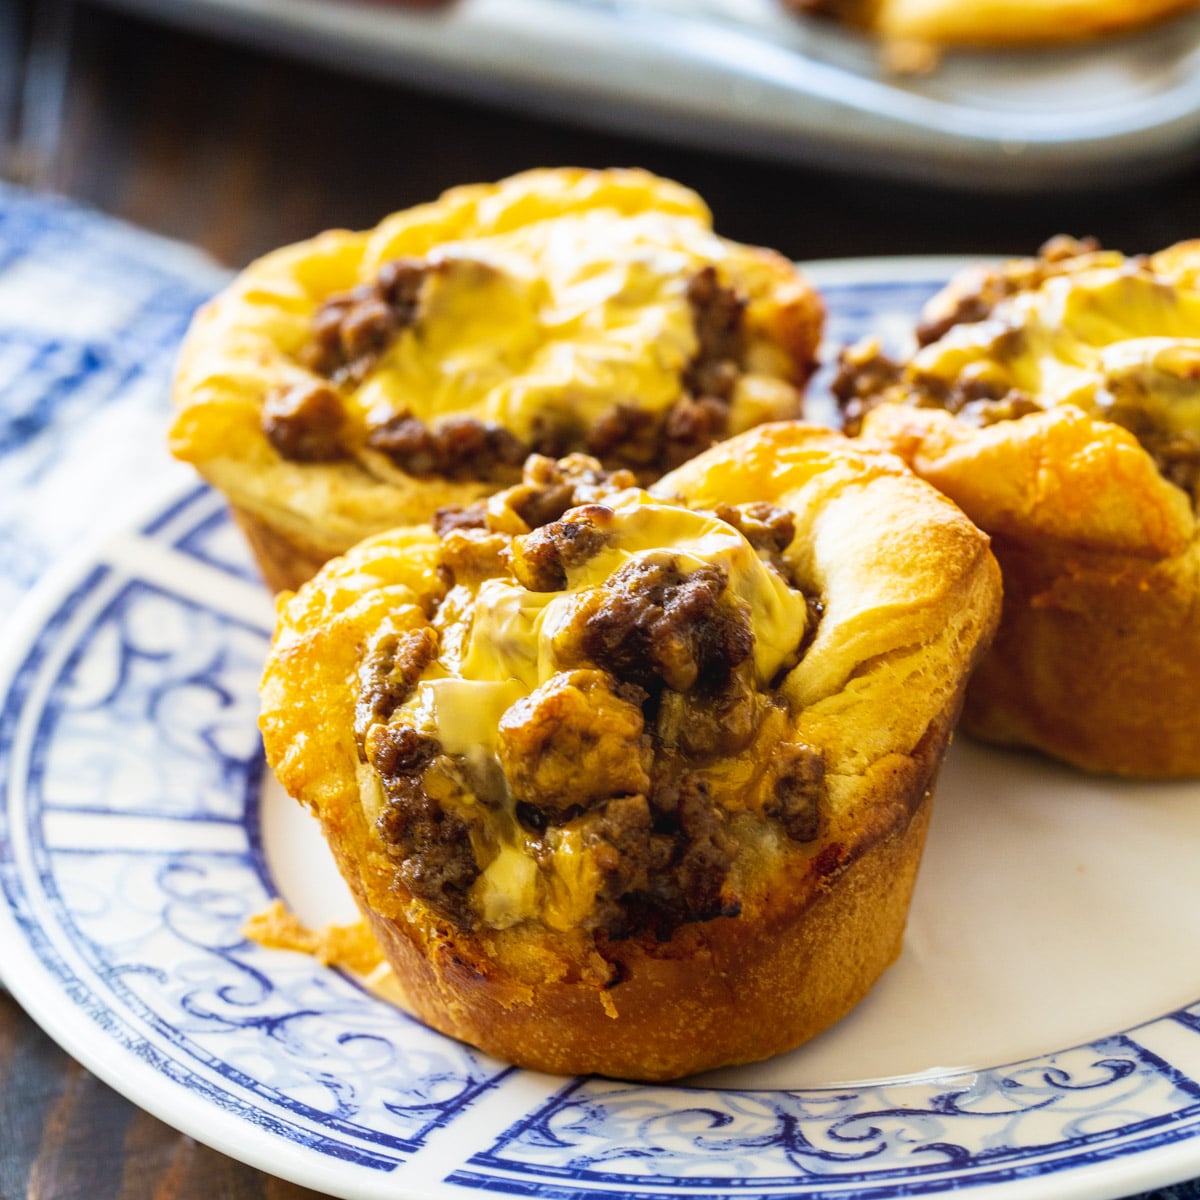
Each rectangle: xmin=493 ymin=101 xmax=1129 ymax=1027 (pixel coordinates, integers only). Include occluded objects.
xmin=349 ymin=212 xmax=742 ymax=444
xmin=392 ymin=493 xmax=810 ymax=929
xmin=913 ymin=259 xmax=1200 ymax=436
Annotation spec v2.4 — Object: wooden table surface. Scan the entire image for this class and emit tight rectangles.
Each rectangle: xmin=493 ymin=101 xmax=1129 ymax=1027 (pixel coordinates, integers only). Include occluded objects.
xmin=2 ymin=3 xmax=1199 ymax=1197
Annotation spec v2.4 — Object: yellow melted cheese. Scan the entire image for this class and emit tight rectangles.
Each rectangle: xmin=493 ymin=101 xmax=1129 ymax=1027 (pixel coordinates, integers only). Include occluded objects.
xmin=392 ymin=493 xmax=809 ymax=929
xmin=347 ymin=210 xmax=792 ymax=443
xmin=913 ymin=259 xmax=1200 ymax=438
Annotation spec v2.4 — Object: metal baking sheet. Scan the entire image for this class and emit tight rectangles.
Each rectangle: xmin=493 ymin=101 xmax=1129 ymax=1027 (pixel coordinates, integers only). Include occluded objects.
xmin=89 ymin=0 xmax=1200 ymax=189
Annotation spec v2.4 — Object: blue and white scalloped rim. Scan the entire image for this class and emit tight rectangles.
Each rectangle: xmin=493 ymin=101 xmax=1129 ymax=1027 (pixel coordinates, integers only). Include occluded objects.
xmin=2 ymin=263 xmax=1200 ymax=1200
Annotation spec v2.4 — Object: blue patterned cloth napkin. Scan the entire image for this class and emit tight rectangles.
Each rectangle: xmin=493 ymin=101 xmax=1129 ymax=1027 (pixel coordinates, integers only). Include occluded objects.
xmin=0 ymin=183 xmax=1197 ymax=1200
xmin=0 ymin=183 xmax=228 ymax=619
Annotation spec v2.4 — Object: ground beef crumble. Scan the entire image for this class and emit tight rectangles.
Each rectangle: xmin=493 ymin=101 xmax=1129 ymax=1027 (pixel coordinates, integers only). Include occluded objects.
xmin=365 ymin=412 xmax=528 ymax=483
xmin=712 ymin=502 xmax=796 ymax=572
xmin=368 ymin=725 xmax=482 ymax=926
xmin=262 ymin=381 xmax=349 ymax=462
xmin=509 ymin=505 xmax=617 ymax=592
xmin=302 ymin=257 xmax=430 ymax=385
xmin=365 ymin=460 xmax=827 ymax=941
xmin=836 ymin=234 xmax=1200 ymax=499
xmin=273 ymin=261 xmax=758 ymax=477
xmin=579 ymin=559 xmax=753 ymax=694
xmin=767 ymin=742 xmax=825 ymax=843
xmin=582 ymin=778 xmax=740 ymax=942
xmin=377 ymin=779 xmax=481 ymax=927
xmin=433 ymin=454 xmax=636 ymax=542
xmin=354 ymin=626 xmax=439 ymax=752
xmin=916 ymin=235 xmax=1099 ymax=346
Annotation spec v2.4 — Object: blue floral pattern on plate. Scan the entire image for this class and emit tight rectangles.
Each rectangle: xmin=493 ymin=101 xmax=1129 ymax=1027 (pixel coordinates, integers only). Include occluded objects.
xmin=1 ymin=243 xmax=1199 ymax=1200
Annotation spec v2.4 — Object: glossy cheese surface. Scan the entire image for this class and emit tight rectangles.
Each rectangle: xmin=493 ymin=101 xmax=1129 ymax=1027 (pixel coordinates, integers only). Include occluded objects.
xmin=352 ymin=212 xmax=801 ymax=442
xmin=385 ymin=492 xmax=811 ymax=930
xmin=911 ymin=245 xmax=1200 ymax=440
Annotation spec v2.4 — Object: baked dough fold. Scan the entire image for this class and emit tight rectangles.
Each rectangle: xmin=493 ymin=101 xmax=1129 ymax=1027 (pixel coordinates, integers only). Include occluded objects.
xmin=170 ymin=168 xmax=823 ymax=592
xmin=259 ymin=424 xmax=1000 ymax=1079
xmin=846 ymin=238 xmax=1200 ymax=776
xmin=787 ymin=0 xmax=1197 ymax=47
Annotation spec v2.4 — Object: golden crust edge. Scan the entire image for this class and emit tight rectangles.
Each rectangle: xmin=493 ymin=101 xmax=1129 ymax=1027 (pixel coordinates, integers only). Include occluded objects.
xmin=860 ymin=403 xmax=1200 ymax=776
xmin=258 ymin=423 xmax=1004 ymax=1077
xmin=169 ymin=169 xmax=825 ymax=589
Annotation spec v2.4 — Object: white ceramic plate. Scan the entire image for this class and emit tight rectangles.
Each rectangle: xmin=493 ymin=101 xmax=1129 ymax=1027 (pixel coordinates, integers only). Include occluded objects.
xmin=2 ymin=261 xmax=1200 ymax=1200
xmin=88 ymin=0 xmax=1200 ymax=190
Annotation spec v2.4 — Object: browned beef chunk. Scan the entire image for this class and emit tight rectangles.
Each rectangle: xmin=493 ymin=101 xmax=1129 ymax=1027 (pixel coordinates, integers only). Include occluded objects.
xmin=580 ymin=559 xmax=753 ymax=693
xmin=508 ymin=477 xmax=575 ymax=532
xmin=437 ymin=528 xmax=510 ymax=587
xmin=354 ymin=627 xmax=439 ymax=752
xmin=658 ymin=773 xmax=738 ymax=919
xmin=767 ymin=741 xmax=825 ymax=843
xmin=509 ymin=505 xmax=616 ymax=592
xmin=916 ymin=235 xmax=1099 ymax=346
xmin=684 ymin=265 xmax=745 ymax=403
xmin=366 ymin=412 xmax=527 ymax=482
xmin=714 ymin=502 xmax=796 ymax=560
xmin=504 ymin=455 xmax=638 ymax=531
xmin=655 ymin=665 xmax=760 ymax=757
xmin=585 ymin=404 xmax=662 ymax=470
xmin=583 ymin=793 xmax=663 ymax=928
xmin=432 ymin=505 xmax=489 ymax=537
xmin=376 ymin=257 xmax=427 ymax=321
xmin=377 ymin=784 xmax=480 ymax=926
xmin=498 ymin=669 xmax=651 ymax=822
xmin=262 ymin=381 xmax=349 ymax=462
xmin=662 ymin=394 xmax=729 ymax=469
xmin=831 ymin=342 xmax=904 ymax=435
xmin=585 ymin=774 xmax=738 ymax=941
xmin=367 ymin=723 xmax=440 ymax=785
xmin=963 ymin=391 xmax=1043 ymax=426
xmin=303 ymin=257 xmax=431 ymax=384
xmin=369 ymin=726 xmax=480 ymax=925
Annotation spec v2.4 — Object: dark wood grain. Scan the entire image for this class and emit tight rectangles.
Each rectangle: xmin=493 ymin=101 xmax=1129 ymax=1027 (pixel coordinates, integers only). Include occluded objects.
xmin=3 ymin=3 xmax=1198 ymax=1196
xmin=0 ymin=995 xmax=328 ymax=1198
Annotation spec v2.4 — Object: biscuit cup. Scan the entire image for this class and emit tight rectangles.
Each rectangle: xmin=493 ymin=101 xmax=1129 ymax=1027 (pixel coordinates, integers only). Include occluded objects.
xmin=848 ymin=238 xmax=1200 ymax=776
xmin=259 ymin=425 xmax=1000 ymax=1080
xmin=170 ymin=168 xmax=823 ymax=592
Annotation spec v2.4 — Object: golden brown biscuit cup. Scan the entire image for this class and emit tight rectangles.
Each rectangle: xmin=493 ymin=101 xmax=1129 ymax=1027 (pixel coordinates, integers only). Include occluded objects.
xmin=853 ymin=239 xmax=1200 ymax=778
xmin=790 ymin=0 xmax=1197 ymax=47
xmin=169 ymin=168 xmax=823 ymax=593
xmin=259 ymin=424 xmax=1001 ymax=1081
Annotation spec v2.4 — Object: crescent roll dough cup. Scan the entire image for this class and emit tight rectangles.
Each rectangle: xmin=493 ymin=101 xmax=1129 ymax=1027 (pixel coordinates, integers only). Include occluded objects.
xmin=259 ymin=424 xmax=1000 ymax=1080
xmin=788 ymin=0 xmax=1197 ymax=48
xmin=849 ymin=238 xmax=1200 ymax=777
xmin=170 ymin=168 xmax=823 ymax=592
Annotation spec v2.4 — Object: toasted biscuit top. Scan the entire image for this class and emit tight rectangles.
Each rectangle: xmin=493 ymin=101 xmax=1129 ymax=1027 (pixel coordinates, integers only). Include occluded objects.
xmin=170 ymin=168 xmax=822 ymax=552
xmin=261 ymin=427 xmax=1001 ymax=950
xmin=841 ymin=239 xmax=1200 ymax=507
xmin=791 ymin=0 xmax=1197 ymax=46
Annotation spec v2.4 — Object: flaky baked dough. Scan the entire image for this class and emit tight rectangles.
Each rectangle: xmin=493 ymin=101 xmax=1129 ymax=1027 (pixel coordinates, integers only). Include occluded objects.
xmin=849 ymin=236 xmax=1200 ymax=778
xmin=797 ymin=0 xmax=1197 ymax=47
xmin=862 ymin=402 xmax=1199 ymax=777
xmin=169 ymin=168 xmax=823 ymax=593
xmin=259 ymin=424 xmax=1000 ymax=1080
